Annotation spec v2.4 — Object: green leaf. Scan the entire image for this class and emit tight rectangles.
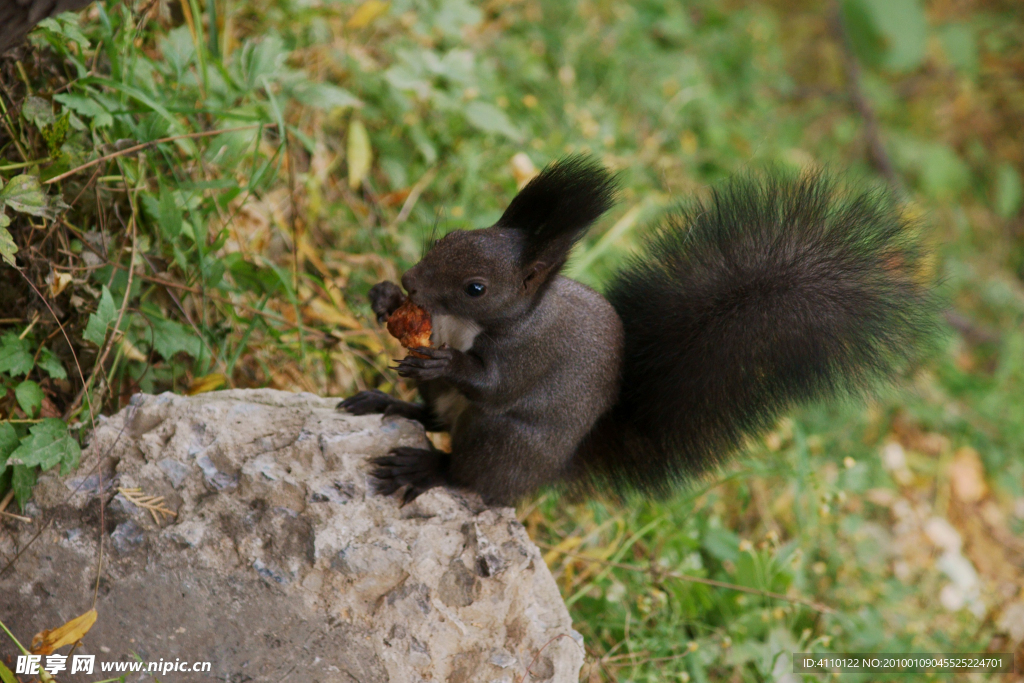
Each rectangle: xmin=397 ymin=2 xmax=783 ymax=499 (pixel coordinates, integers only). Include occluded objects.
xmin=7 ymin=418 xmax=80 ymax=474
xmin=0 ymin=214 xmax=16 ymax=267
xmin=347 ymin=118 xmax=373 ymax=189
xmin=0 ymin=332 xmax=34 ymax=376
xmin=53 ymin=93 xmax=114 ymax=128
xmin=938 ymin=23 xmax=977 ymax=73
xmin=463 ymin=101 xmax=523 ymax=142
xmin=83 ymin=285 xmax=117 ymax=346
xmin=859 ymin=0 xmax=927 ymax=72
xmin=12 ymin=465 xmax=36 ymax=509
xmin=38 ymin=347 xmax=67 ymax=380
xmin=0 ymin=422 xmax=18 ymax=475
xmin=994 ymin=163 xmax=1023 ymax=219
xmin=293 ymin=82 xmax=362 ymax=111
xmin=21 ymin=96 xmax=54 ymax=130
xmin=35 ymin=16 xmax=91 ymax=50
xmin=0 ymin=656 xmax=17 ymax=683
xmin=0 ymin=174 xmax=66 ymax=219
xmin=147 ymin=316 xmax=203 ymax=360
xmin=158 ymin=188 xmax=183 ymax=240
xmin=14 ymin=381 xmax=43 ymax=418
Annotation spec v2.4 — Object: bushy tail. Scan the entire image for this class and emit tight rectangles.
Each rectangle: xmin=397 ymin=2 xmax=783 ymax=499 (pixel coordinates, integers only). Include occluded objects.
xmin=579 ymin=171 xmax=937 ymax=496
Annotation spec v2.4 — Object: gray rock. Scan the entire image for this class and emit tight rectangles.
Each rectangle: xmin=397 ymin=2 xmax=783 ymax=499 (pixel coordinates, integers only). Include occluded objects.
xmin=0 ymin=389 xmax=583 ymax=682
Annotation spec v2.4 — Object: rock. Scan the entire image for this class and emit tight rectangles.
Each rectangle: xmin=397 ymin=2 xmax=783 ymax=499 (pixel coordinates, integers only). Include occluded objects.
xmin=0 ymin=389 xmax=583 ymax=682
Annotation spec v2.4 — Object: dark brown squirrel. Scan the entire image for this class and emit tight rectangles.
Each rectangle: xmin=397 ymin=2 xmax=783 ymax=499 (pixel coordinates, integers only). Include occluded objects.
xmin=339 ymin=156 xmax=936 ymax=506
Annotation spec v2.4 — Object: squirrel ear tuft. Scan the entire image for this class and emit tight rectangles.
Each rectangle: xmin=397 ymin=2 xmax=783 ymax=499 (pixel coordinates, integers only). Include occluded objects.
xmin=496 ymin=154 xmax=618 ymax=270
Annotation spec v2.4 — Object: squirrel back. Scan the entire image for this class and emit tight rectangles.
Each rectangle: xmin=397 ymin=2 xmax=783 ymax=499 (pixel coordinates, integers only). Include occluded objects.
xmin=576 ymin=171 xmax=936 ymax=496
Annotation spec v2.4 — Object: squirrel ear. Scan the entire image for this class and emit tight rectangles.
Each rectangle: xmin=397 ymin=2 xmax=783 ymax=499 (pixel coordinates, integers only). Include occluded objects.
xmin=496 ymin=154 xmax=618 ymax=274
xmin=522 ymin=261 xmax=554 ymax=293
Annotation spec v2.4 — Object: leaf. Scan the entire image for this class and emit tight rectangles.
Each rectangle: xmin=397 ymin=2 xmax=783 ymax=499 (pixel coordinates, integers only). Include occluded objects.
xmin=7 ymin=418 xmax=81 ymax=474
xmin=38 ymin=348 xmax=67 ymax=380
xmin=0 ymin=422 xmax=18 ymax=475
xmin=15 ymin=381 xmax=43 ymax=418
xmin=187 ymin=373 xmax=226 ymax=395
xmin=20 ymin=96 xmax=54 ymax=130
xmin=347 ymin=118 xmax=373 ymax=189
xmin=0 ymin=332 xmax=34 ymax=376
xmin=0 ymin=215 xmax=16 ymax=267
xmin=347 ymin=0 xmax=390 ymax=29
xmin=83 ymin=285 xmax=117 ymax=346
xmin=0 ymin=174 xmax=66 ymax=219
xmin=147 ymin=316 xmax=202 ymax=360
xmin=157 ymin=188 xmax=183 ymax=240
xmin=293 ymin=82 xmax=362 ymax=111
xmin=53 ymin=93 xmax=113 ymax=128
xmin=464 ymin=101 xmax=523 ymax=142
xmin=0 ymin=659 xmax=16 ymax=683
xmin=35 ymin=16 xmax=91 ymax=50
xmin=857 ymin=0 xmax=927 ymax=72
xmin=938 ymin=23 xmax=977 ymax=73
xmin=11 ymin=465 xmax=36 ymax=509
xmin=30 ymin=609 xmax=98 ymax=656
xmin=994 ymin=163 xmax=1023 ymax=219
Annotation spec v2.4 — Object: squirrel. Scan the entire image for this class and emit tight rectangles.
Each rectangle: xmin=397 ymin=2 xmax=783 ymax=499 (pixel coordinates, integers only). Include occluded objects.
xmin=339 ymin=156 xmax=935 ymax=506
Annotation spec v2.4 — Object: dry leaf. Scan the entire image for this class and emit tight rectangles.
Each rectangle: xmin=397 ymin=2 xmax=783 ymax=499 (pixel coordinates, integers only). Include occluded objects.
xmin=511 ymin=152 xmax=538 ymax=189
xmin=949 ymin=446 xmax=987 ymax=504
xmin=302 ymin=297 xmax=361 ymax=329
xmin=187 ymin=373 xmax=227 ymax=395
xmin=347 ymin=0 xmax=389 ymax=29
xmin=118 ymin=487 xmax=177 ymax=524
xmin=47 ymin=270 xmax=73 ymax=298
xmin=347 ymin=119 xmax=372 ymax=189
xmin=30 ymin=609 xmax=97 ymax=655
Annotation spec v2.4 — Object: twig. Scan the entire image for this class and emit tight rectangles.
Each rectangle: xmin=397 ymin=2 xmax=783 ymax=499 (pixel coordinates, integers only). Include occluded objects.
xmin=64 ymin=214 xmax=137 ymax=421
xmin=43 ymin=123 xmax=276 ymax=185
xmin=0 ymin=511 xmax=33 ymax=523
xmin=0 ymin=490 xmax=13 ymax=514
xmin=387 ymin=167 xmax=437 ymax=231
xmin=540 ymin=544 xmax=837 ymax=615
xmin=828 ymin=0 xmax=902 ymax=193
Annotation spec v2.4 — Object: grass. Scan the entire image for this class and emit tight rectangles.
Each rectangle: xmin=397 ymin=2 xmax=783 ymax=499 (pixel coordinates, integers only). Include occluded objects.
xmin=1 ymin=0 xmax=1023 ymax=680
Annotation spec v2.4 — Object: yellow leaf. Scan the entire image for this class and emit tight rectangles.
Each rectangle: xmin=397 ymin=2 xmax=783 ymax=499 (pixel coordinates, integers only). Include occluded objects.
xmin=347 ymin=119 xmax=372 ymax=189
xmin=30 ymin=609 xmax=97 ymax=655
xmin=302 ymin=298 xmax=361 ymax=329
xmin=187 ymin=373 xmax=227 ymax=395
xmin=510 ymin=152 xmax=538 ymax=189
xmin=347 ymin=0 xmax=389 ymax=29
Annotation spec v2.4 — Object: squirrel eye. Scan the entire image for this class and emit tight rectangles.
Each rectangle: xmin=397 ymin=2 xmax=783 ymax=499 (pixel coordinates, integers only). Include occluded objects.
xmin=464 ymin=282 xmax=486 ymax=298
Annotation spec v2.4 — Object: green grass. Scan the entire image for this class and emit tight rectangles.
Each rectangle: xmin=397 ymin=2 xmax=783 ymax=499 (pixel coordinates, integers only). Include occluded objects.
xmin=2 ymin=0 xmax=1023 ymax=680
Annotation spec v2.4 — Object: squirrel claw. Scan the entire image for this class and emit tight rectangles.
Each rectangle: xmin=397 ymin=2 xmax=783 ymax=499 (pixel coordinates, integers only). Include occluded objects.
xmin=368 ymin=447 xmax=449 ymax=503
xmin=394 ymin=348 xmax=452 ymax=381
xmin=337 ymin=389 xmax=395 ymax=415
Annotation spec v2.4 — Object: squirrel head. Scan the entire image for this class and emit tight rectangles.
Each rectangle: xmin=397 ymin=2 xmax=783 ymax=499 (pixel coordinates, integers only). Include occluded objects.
xmin=401 ymin=155 xmax=618 ymax=324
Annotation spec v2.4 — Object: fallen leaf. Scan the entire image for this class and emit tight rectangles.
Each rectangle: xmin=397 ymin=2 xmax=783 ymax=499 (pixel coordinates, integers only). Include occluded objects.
xmin=347 ymin=0 xmax=389 ymax=29
xmin=30 ymin=609 xmax=97 ymax=655
xmin=47 ymin=270 xmax=73 ymax=297
xmin=302 ymin=297 xmax=361 ymax=329
xmin=949 ymin=446 xmax=987 ymax=503
xmin=187 ymin=373 xmax=227 ymax=395
xmin=511 ymin=152 xmax=538 ymax=189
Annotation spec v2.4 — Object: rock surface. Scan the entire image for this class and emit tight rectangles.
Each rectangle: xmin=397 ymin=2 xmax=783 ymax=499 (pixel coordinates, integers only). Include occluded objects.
xmin=0 ymin=389 xmax=583 ymax=682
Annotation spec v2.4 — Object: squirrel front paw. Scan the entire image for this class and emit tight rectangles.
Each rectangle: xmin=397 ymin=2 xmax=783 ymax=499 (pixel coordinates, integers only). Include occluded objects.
xmin=368 ymin=447 xmax=450 ymax=504
xmin=368 ymin=281 xmax=406 ymax=323
xmin=393 ymin=345 xmax=453 ymax=381
xmin=337 ymin=389 xmax=396 ymax=415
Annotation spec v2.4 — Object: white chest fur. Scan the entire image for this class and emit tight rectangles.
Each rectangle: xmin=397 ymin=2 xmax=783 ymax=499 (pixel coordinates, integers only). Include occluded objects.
xmin=431 ymin=314 xmax=482 ymax=352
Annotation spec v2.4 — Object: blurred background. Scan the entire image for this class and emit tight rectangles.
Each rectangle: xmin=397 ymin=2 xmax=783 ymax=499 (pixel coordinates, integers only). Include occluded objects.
xmin=1 ymin=0 xmax=1023 ymax=680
